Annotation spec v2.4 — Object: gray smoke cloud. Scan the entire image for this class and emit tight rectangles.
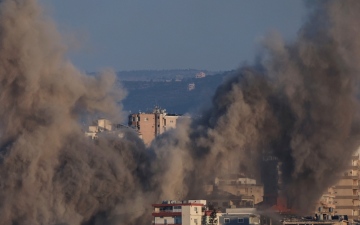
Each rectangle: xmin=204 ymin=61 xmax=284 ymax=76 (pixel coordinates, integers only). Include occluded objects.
xmin=0 ymin=0 xmax=359 ymax=224
xmin=0 ymin=0 xmax=155 ymax=224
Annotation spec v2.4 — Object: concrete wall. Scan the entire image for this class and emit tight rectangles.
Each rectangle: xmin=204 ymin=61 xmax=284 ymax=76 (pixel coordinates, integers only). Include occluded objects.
xmin=129 ymin=113 xmax=156 ymax=145
xmin=98 ymin=119 xmax=112 ymax=131
xmin=129 ymin=111 xmax=182 ymax=145
xmin=163 ymin=115 xmax=179 ymax=131
xmin=219 ymin=215 xmax=251 ymax=225
xmin=155 ymin=216 xmax=178 ymax=224
xmin=182 ymin=205 xmax=203 ymax=225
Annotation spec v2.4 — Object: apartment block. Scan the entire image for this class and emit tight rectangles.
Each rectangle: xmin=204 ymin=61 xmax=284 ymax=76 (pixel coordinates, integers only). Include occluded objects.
xmin=315 ymin=187 xmax=336 ymax=219
xmin=333 ymin=154 xmax=360 ymax=221
xmin=128 ymin=107 xmax=182 ymax=145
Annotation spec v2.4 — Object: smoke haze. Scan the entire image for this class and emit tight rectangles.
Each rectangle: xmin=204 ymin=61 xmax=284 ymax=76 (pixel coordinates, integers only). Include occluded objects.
xmin=151 ymin=0 xmax=360 ymax=212
xmin=0 ymin=0 xmax=359 ymax=225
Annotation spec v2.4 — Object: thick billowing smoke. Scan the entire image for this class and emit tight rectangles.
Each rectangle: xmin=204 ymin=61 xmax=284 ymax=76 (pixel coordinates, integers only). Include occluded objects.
xmin=0 ymin=0 xmax=154 ymax=224
xmin=0 ymin=0 xmax=360 ymax=224
xmin=151 ymin=0 xmax=360 ymax=212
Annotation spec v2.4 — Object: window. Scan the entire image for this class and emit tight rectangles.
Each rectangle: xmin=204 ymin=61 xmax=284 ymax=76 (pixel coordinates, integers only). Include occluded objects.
xmin=238 ymin=218 xmax=244 ymax=223
xmin=194 ymin=207 xmax=198 ymax=213
xmin=224 ymin=218 xmax=230 ymax=223
xmin=194 ymin=219 xmax=198 ymax=224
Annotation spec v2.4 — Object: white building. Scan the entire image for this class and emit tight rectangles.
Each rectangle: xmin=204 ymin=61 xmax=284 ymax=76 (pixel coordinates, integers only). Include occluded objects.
xmin=188 ymin=83 xmax=195 ymax=91
xmin=85 ymin=119 xmax=126 ymax=139
xmin=152 ymin=200 xmax=206 ymax=225
xmin=195 ymin=72 xmax=206 ymax=79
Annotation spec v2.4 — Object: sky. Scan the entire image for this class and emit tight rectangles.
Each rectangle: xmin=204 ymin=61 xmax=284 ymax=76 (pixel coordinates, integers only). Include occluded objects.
xmin=42 ymin=1 xmax=306 ymax=72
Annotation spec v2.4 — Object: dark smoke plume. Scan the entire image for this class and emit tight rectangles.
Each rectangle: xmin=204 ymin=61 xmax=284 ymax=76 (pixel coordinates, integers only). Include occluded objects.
xmin=150 ymin=0 xmax=360 ymax=212
xmin=0 ymin=0 xmax=359 ymax=224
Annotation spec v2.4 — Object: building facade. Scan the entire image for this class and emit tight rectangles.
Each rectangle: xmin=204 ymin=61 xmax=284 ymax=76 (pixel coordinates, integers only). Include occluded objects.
xmin=152 ymin=200 xmax=261 ymax=225
xmin=129 ymin=107 xmax=182 ymax=145
xmin=85 ymin=118 xmax=123 ymax=139
xmin=315 ymin=187 xmax=336 ymax=219
xmin=333 ymin=154 xmax=360 ymax=221
xmin=213 ymin=176 xmax=264 ymax=205
xmin=152 ymin=200 xmax=206 ymax=225
xmin=218 ymin=208 xmax=260 ymax=225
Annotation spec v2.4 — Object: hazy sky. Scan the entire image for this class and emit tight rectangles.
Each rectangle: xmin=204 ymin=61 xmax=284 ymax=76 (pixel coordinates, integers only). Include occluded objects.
xmin=42 ymin=1 xmax=306 ymax=72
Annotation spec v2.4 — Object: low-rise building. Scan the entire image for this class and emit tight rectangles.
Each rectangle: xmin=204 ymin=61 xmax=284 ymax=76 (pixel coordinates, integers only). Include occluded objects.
xmin=219 ymin=208 xmax=260 ymax=225
xmin=152 ymin=200 xmax=206 ymax=225
xmin=85 ymin=118 xmax=129 ymax=139
xmin=213 ymin=175 xmax=264 ymax=205
xmin=188 ymin=83 xmax=195 ymax=91
xmin=152 ymin=200 xmax=261 ymax=225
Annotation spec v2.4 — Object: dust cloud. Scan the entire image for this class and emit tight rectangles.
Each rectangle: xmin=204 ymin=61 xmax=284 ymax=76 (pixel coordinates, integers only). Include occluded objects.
xmin=0 ymin=0 xmax=359 ymax=225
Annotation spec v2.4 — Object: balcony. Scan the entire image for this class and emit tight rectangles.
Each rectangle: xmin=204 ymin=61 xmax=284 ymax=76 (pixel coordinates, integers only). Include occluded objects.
xmin=152 ymin=212 xmax=182 ymax=217
xmin=342 ymin=175 xmax=359 ymax=179
xmin=334 ymin=195 xmax=360 ymax=199
xmin=320 ymin=203 xmax=336 ymax=209
xmin=335 ymin=206 xmax=360 ymax=209
xmin=334 ymin=185 xmax=359 ymax=189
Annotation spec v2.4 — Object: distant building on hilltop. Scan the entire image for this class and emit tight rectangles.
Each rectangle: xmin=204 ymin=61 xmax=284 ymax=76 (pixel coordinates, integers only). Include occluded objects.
xmin=195 ymin=72 xmax=206 ymax=79
xmin=128 ymin=106 xmax=183 ymax=146
xmin=188 ymin=83 xmax=195 ymax=91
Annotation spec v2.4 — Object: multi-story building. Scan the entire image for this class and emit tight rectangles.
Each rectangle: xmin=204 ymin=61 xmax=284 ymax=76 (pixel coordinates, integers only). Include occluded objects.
xmin=128 ymin=107 xmax=182 ymax=145
xmin=152 ymin=200 xmax=206 ymax=225
xmin=333 ymin=154 xmax=360 ymax=221
xmin=152 ymin=200 xmax=261 ymax=225
xmin=315 ymin=187 xmax=336 ymax=219
xmin=213 ymin=175 xmax=264 ymax=205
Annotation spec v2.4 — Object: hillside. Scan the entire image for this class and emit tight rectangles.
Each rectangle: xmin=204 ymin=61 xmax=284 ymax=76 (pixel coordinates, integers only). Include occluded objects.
xmin=116 ymin=69 xmax=220 ymax=81
xmin=121 ymin=71 xmax=234 ymax=114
